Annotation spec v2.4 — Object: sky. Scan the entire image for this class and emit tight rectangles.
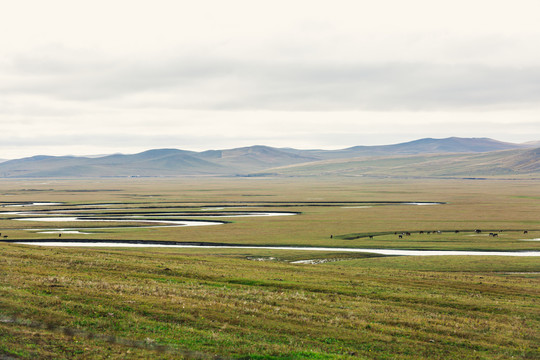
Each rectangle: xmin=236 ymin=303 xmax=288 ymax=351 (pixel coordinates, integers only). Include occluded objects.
xmin=1 ymin=0 xmax=540 ymax=158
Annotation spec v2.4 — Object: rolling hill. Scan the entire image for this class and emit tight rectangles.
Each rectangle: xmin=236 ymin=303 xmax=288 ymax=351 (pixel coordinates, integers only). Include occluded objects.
xmin=264 ymin=147 xmax=540 ymax=178
xmin=0 ymin=138 xmax=537 ymax=178
xmin=278 ymin=137 xmax=526 ymax=159
xmin=198 ymin=145 xmax=319 ymax=172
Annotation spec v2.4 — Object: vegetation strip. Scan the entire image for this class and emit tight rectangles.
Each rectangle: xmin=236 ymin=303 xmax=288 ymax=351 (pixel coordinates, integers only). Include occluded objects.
xmin=0 ymin=315 xmax=228 ymax=360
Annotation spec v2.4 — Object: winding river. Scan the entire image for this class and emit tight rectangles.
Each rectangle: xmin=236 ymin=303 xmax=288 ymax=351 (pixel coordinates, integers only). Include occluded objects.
xmin=11 ymin=242 xmax=540 ymax=256
xmin=3 ymin=201 xmax=539 ymax=256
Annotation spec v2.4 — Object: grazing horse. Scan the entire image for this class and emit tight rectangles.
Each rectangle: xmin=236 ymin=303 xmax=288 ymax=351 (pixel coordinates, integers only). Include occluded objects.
xmin=455 ymin=230 xmax=459 ymax=233
xmin=524 ymin=230 xmax=528 ymax=234
xmin=369 ymin=235 xmax=373 ymax=239
xmin=398 ymin=234 xmax=403 ymax=239
xmin=475 ymin=229 xmax=482 ymax=233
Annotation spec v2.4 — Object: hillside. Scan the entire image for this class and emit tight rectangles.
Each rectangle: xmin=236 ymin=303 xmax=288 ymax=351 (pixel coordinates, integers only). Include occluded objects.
xmin=345 ymin=137 xmax=522 ymax=154
xmin=279 ymin=137 xmax=526 ymax=160
xmin=0 ymin=149 xmax=232 ymax=177
xmin=198 ymin=145 xmax=319 ymax=172
xmin=264 ymin=147 xmax=540 ymax=178
xmin=0 ymin=146 xmax=311 ymax=177
xmin=0 ymin=138 xmax=537 ymax=178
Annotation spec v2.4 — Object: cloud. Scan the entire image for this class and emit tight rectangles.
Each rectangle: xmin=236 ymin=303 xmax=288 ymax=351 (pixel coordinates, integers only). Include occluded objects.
xmin=2 ymin=52 xmax=540 ymax=111
xmin=1 ymin=1 xmax=539 ymax=158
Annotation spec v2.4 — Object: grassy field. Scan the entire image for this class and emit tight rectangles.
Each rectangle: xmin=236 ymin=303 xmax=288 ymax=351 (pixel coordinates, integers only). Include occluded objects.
xmin=1 ymin=178 xmax=539 ymax=359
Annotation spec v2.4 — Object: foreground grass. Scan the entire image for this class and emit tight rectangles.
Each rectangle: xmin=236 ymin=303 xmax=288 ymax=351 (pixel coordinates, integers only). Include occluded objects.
xmin=1 ymin=245 xmax=539 ymax=359
xmin=1 ymin=178 xmax=539 ymax=359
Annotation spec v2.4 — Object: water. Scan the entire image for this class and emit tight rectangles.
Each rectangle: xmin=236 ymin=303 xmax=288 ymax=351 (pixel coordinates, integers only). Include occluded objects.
xmin=3 ymin=202 xmax=63 ymax=207
xmin=16 ymin=217 xmax=223 ymax=228
xmin=7 ymin=202 xmax=538 ymax=257
xmin=37 ymin=230 xmax=90 ymax=234
xmin=14 ymin=212 xmax=295 ymax=230
xmin=13 ymin=242 xmax=540 ymax=256
xmin=403 ymin=202 xmax=443 ymax=206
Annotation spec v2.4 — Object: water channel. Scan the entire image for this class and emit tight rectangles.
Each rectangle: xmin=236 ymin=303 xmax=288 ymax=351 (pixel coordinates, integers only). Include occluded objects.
xmin=12 ymin=242 xmax=540 ymax=256
xmin=3 ymin=201 xmax=539 ymax=257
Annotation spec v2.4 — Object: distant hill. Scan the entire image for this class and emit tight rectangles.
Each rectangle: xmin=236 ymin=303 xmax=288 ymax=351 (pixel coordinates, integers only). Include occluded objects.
xmin=0 ymin=149 xmax=231 ymax=177
xmin=278 ymin=137 xmax=526 ymax=160
xmin=345 ymin=137 xmax=523 ymax=154
xmin=522 ymin=140 xmax=540 ymax=147
xmin=0 ymin=138 xmax=538 ymax=178
xmin=0 ymin=145 xmax=314 ymax=177
xmin=264 ymin=147 xmax=540 ymax=178
xmin=199 ymin=145 xmax=320 ymax=172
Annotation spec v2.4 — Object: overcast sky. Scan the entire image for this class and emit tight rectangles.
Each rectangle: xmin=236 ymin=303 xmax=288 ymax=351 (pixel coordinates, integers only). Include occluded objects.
xmin=1 ymin=0 xmax=539 ymax=158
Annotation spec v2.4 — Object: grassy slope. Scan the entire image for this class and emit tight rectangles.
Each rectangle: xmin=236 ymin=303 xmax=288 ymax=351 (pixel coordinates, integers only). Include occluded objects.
xmin=264 ymin=148 xmax=540 ymax=178
xmin=1 ymin=246 xmax=539 ymax=360
xmin=0 ymin=178 xmax=539 ymax=359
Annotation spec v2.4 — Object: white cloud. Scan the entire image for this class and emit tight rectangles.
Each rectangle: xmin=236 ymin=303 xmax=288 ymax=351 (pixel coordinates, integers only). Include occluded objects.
xmin=3 ymin=55 xmax=540 ymax=110
xmin=1 ymin=0 xmax=539 ymax=157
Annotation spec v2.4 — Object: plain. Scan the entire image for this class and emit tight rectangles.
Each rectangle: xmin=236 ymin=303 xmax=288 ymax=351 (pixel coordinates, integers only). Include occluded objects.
xmin=0 ymin=177 xmax=539 ymax=359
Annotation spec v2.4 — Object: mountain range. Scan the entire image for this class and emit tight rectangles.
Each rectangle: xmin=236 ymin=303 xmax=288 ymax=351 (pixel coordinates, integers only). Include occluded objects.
xmin=1 ymin=137 xmax=538 ymax=179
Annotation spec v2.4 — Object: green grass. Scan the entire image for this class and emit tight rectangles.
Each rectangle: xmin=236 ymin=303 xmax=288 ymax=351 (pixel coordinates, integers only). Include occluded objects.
xmin=0 ymin=177 xmax=539 ymax=359
xmin=1 ymin=245 xmax=538 ymax=359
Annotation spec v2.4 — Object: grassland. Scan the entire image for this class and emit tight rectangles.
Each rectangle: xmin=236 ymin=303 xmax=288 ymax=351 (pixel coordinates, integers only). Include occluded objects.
xmin=1 ymin=177 xmax=539 ymax=359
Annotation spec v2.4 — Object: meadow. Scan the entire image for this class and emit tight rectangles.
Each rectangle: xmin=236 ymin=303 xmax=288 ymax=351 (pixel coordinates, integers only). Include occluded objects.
xmin=1 ymin=177 xmax=539 ymax=359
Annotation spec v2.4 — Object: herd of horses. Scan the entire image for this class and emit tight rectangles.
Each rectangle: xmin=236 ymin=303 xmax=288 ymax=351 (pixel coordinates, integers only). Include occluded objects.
xmin=388 ymin=229 xmax=529 ymax=239
xmin=336 ymin=229 xmax=531 ymax=241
